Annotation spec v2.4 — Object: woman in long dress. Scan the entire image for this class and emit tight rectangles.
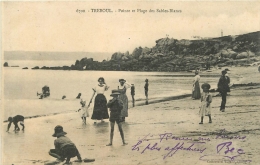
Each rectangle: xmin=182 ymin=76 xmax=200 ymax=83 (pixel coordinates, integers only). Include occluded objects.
xmin=118 ymin=79 xmax=131 ymax=122
xmin=91 ymin=77 xmax=109 ymax=123
xmin=192 ymin=71 xmax=201 ymax=99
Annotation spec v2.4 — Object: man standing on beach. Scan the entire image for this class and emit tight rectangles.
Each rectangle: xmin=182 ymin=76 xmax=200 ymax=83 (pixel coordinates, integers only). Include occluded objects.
xmin=217 ymin=70 xmax=230 ymax=112
xmin=131 ymin=84 xmax=135 ymax=107
xmin=144 ymin=79 xmax=149 ymax=101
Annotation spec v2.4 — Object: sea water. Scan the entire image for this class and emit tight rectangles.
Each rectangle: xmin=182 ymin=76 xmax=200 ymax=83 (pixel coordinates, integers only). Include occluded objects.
xmin=3 ymin=63 xmax=219 ymax=120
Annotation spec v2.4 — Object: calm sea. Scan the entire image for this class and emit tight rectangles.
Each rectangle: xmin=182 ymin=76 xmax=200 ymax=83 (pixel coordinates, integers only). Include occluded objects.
xmin=3 ymin=60 xmax=219 ymax=119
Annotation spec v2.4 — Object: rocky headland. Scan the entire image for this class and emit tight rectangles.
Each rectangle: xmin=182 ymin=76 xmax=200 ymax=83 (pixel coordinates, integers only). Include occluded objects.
xmin=7 ymin=31 xmax=260 ymax=72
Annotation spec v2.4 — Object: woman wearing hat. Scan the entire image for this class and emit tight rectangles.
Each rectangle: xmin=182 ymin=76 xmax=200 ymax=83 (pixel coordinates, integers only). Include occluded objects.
xmin=192 ymin=71 xmax=201 ymax=100
xmin=91 ymin=77 xmax=110 ymax=123
xmin=118 ymin=79 xmax=132 ymax=122
xmin=48 ymin=125 xmax=83 ymax=164
xmin=199 ymin=83 xmax=212 ymax=124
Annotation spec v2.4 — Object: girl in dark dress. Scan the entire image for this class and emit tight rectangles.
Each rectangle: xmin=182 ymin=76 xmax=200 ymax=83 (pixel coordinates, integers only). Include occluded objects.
xmin=91 ymin=77 xmax=110 ymax=123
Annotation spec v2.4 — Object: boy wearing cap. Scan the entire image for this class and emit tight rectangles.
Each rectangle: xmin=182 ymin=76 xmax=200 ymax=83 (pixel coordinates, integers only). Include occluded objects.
xmin=6 ymin=115 xmax=25 ymax=132
xmin=106 ymin=90 xmax=127 ymax=146
xmin=49 ymin=125 xmax=83 ymax=164
xmin=199 ymin=83 xmax=212 ymax=124
xmin=217 ymin=70 xmax=230 ymax=112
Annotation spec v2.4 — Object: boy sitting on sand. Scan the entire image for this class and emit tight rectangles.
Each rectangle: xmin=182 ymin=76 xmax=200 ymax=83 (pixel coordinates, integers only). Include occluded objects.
xmin=199 ymin=83 xmax=212 ymax=124
xmin=6 ymin=115 xmax=25 ymax=132
xmin=106 ymin=90 xmax=127 ymax=146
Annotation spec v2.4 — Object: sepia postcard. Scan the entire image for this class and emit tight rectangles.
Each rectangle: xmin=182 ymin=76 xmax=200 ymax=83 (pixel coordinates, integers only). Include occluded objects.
xmin=1 ymin=1 xmax=260 ymax=165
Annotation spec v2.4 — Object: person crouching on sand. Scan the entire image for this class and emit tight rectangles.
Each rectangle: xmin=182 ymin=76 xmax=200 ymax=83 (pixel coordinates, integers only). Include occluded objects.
xmin=106 ymin=90 xmax=127 ymax=146
xmin=199 ymin=83 xmax=212 ymax=124
xmin=48 ymin=125 xmax=82 ymax=164
xmin=7 ymin=115 xmax=25 ymax=132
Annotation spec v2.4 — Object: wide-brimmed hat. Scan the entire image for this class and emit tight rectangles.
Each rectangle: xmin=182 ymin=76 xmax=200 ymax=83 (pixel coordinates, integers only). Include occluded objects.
xmin=98 ymin=77 xmax=105 ymax=82
xmin=119 ymin=79 xmax=126 ymax=82
xmin=201 ymin=83 xmax=211 ymax=89
xmin=145 ymin=79 xmax=148 ymax=82
xmin=52 ymin=125 xmax=67 ymax=137
xmin=110 ymin=89 xmax=121 ymax=97
xmin=225 ymin=68 xmax=230 ymax=71
xmin=222 ymin=70 xmax=227 ymax=75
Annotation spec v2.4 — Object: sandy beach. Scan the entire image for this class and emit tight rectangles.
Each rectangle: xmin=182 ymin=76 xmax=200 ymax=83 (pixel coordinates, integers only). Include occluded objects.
xmin=2 ymin=66 xmax=260 ymax=165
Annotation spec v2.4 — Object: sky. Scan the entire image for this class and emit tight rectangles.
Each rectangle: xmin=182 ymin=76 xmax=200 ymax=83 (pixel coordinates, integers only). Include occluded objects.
xmin=2 ymin=1 xmax=260 ymax=53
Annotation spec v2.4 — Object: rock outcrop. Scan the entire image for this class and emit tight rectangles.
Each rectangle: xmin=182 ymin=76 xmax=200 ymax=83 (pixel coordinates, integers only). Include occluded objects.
xmin=34 ymin=31 xmax=260 ymax=72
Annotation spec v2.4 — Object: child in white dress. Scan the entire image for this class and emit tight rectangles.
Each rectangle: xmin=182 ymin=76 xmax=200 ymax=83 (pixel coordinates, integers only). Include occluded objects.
xmin=199 ymin=83 xmax=212 ymax=124
xmin=78 ymin=99 xmax=89 ymax=124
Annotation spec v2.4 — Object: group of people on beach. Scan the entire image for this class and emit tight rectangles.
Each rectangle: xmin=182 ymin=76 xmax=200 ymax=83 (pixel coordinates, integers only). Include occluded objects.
xmin=6 ymin=69 xmax=232 ymax=163
xmin=80 ymin=77 xmax=149 ymax=124
xmin=6 ymin=76 xmax=150 ymax=164
xmin=8 ymin=68 xmax=233 ymax=163
xmin=192 ymin=68 xmax=231 ymax=124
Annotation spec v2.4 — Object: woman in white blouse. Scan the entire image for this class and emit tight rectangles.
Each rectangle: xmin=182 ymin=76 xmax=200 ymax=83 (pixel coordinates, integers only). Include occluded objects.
xmin=91 ymin=77 xmax=109 ymax=123
xmin=118 ymin=79 xmax=132 ymax=122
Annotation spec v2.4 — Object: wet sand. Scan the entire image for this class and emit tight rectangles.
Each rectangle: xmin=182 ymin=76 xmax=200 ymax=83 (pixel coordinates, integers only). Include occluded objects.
xmin=2 ymin=66 xmax=260 ymax=165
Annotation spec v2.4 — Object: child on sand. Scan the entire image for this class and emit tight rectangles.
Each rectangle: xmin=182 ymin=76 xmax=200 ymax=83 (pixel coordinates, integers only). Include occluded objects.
xmin=48 ymin=125 xmax=83 ymax=164
xmin=106 ymin=90 xmax=127 ymax=146
xmin=78 ymin=99 xmax=89 ymax=124
xmin=6 ymin=115 xmax=25 ymax=132
xmin=199 ymin=83 xmax=212 ymax=124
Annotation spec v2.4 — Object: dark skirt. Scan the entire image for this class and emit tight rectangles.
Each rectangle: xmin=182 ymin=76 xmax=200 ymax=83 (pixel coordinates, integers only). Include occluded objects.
xmin=192 ymin=81 xmax=201 ymax=99
xmin=91 ymin=94 xmax=109 ymax=120
xmin=118 ymin=93 xmax=128 ymax=117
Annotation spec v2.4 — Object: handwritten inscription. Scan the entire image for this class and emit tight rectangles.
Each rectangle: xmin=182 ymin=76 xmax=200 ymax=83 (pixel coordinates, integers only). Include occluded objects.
xmin=200 ymin=141 xmax=251 ymax=163
xmin=132 ymin=133 xmax=207 ymax=159
xmin=132 ymin=130 xmax=250 ymax=162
